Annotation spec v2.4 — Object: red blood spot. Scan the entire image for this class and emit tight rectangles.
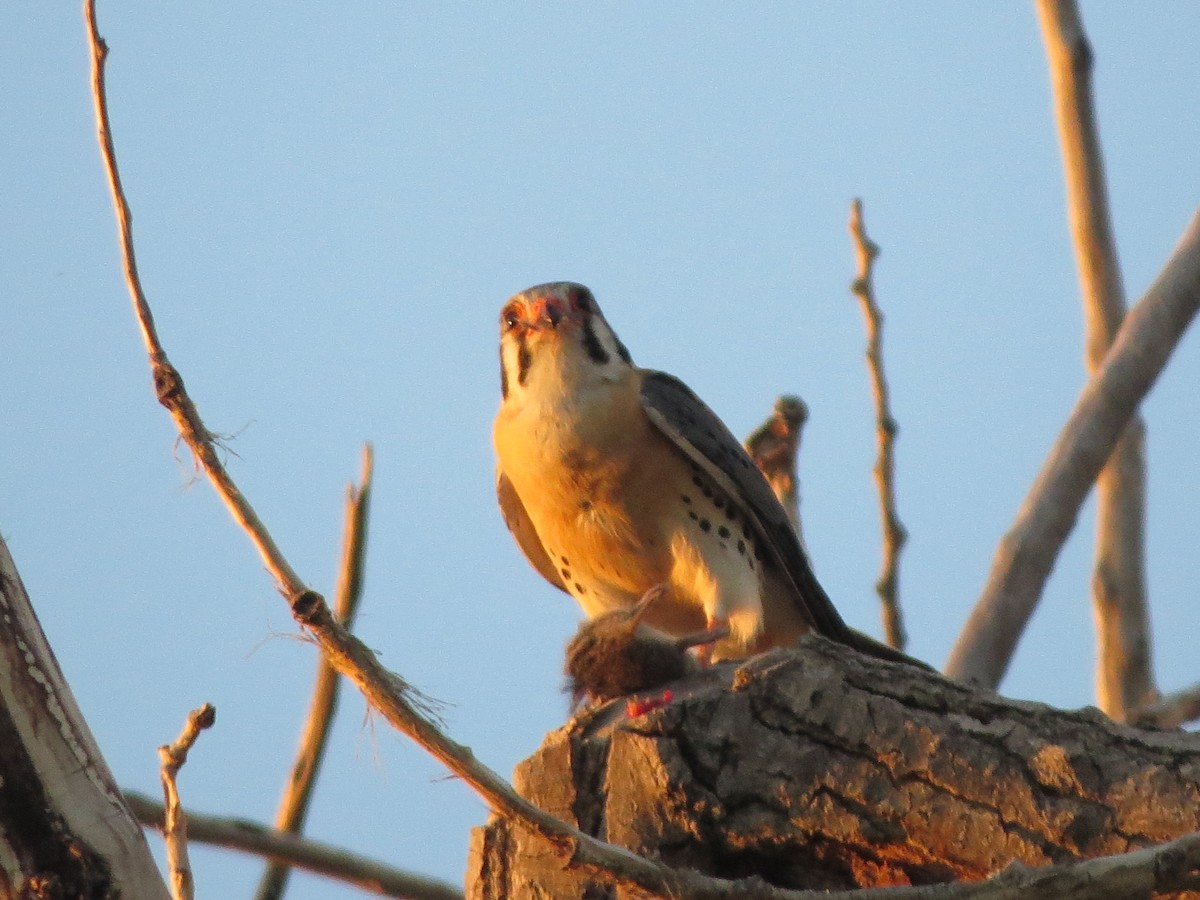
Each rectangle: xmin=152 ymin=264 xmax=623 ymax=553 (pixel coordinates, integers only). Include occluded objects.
xmin=625 ymin=689 xmax=674 ymax=718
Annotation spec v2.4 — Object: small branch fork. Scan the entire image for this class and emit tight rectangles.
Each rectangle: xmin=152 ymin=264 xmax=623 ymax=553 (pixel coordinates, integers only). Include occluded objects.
xmin=848 ymin=199 xmax=908 ymax=651
xmin=1134 ymin=681 xmax=1200 ymax=729
xmin=159 ymin=704 xmax=216 ymax=900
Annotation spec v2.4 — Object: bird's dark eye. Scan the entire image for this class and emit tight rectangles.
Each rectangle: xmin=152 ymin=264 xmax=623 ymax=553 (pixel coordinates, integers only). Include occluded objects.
xmin=501 ymin=306 xmax=520 ymax=330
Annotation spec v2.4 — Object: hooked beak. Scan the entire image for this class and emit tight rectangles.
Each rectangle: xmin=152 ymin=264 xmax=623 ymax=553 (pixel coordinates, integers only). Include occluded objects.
xmin=525 ymin=295 xmax=568 ymax=332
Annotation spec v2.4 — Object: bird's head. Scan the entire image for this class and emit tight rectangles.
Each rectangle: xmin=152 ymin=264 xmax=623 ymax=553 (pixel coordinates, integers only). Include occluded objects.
xmin=498 ymin=281 xmax=634 ymax=401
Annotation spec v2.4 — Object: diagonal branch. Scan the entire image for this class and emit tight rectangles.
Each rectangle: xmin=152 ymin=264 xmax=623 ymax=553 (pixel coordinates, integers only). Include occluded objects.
xmin=1036 ymin=0 xmax=1155 ymax=723
xmin=945 ymin=209 xmax=1200 ymax=687
xmin=256 ymin=445 xmax=374 ymax=900
xmin=848 ymin=199 xmax=908 ymax=651
xmin=85 ymin=0 xmax=306 ymax=603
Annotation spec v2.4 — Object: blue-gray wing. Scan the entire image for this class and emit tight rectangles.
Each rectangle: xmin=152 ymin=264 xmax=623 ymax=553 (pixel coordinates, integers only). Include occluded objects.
xmin=638 ymin=369 xmax=851 ymax=641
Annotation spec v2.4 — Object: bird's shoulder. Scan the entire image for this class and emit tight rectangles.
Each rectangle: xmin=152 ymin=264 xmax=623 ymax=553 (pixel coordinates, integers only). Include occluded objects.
xmin=637 ymin=369 xmax=786 ymax=529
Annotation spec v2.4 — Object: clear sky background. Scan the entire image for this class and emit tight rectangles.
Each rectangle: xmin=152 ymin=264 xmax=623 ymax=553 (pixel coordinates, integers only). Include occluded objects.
xmin=3 ymin=4 xmax=1199 ymax=897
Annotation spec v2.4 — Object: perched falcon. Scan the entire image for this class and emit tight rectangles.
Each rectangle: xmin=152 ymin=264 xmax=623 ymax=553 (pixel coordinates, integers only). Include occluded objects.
xmin=493 ymin=281 xmax=914 ymax=665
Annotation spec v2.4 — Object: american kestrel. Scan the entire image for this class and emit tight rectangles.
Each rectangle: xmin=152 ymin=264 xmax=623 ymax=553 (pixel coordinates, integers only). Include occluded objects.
xmin=493 ymin=281 xmax=905 ymax=664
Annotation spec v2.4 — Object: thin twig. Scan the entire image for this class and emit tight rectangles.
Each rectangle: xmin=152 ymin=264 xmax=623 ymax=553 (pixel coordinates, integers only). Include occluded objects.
xmin=125 ymin=791 xmax=462 ymax=900
xmin=1036 ymin=0 xmax=1155 ymax=723
xmin=745 ymin=395 xmax=809 ymax=537
xmin=158 ymin=704 xmax=216 ymax=900
xmin=848 ymin=199 xmax=907 ymax=651
xmin=257 ymin=444 xmax=374 ymax=900
xmin=945 ymin=209 xmax=1200 ymax=687
xmin=86 ymin=0 xmax=305 ymax=604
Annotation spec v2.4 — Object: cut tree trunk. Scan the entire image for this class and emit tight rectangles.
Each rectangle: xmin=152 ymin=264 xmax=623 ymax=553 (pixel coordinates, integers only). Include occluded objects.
xmin=467 ymin=636 xmax=1200 ymax=898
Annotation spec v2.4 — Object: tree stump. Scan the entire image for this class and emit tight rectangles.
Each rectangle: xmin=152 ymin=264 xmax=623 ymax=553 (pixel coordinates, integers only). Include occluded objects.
xmin=467 ymin=636 xmax=1200 ymax=898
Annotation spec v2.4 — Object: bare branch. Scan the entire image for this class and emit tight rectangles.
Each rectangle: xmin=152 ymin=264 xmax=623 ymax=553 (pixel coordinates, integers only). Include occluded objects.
xmin=848 ymin=199 xmax=908 ymax=651
xmin=257 ymin=444 xmax=374 ymax=900
xmin=1037 ymin=0 xmax=1154 ymax=722
xmin=85 ymin=0 xmax=306 ymax=603
xmin=945 ymin=209 xmax=1200 ymax=687
xmin=745 ymin=395 xmax=808 ymax=535
xmin=158 ymin=704 xmax=216 ymax=900
xmin=126 ymin=791 xmax=463 ymax=900
xmin=1134 ymin=682 xmax=1200 ymax=730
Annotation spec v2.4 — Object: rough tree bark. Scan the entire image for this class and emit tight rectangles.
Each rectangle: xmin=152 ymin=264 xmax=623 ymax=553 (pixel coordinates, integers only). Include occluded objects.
xmin=468 ymin=637 xmax=1200 ymax=898
xmin=0 ymin=536 xmax=169 ymax=898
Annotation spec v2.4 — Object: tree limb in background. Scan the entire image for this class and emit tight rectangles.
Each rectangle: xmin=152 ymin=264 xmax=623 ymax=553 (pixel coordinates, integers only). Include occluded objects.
xmin=1134 ymin=682 xmax=1200 ymax=730
xmin=1037 ymin=0 xmax=1155 ymax=723
xmin=745 ymin=395 xmax=808 ymax=537
xmin=848 ymin=199 xmax=908 ymax=651
xmin=126 ymin=792 xmax=464 ymax=900
xmin=945 ymin=209 xmax=1200 ymax=687
xmin=256 ymin=444 xmax=374 ymax=900
xmin=158 ymin=704 xmax=216 ymax=900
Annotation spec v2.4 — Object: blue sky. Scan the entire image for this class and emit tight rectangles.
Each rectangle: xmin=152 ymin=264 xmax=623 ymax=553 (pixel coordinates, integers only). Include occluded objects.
xmin=3 ymin=4 xmax=1199 ymax=896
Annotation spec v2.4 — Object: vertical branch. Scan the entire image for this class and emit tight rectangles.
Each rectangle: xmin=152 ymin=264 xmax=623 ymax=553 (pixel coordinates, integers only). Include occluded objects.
xmin=158 ymin=704 xmax=216 ymax=900
xmin=256 ymin=445 xmax=374 ymax=900
xmin=848 ymin=199 xmax=908 ymax=651
xmin=1037 ymin=0 xmax=1155 ymax=721
xmin=745 ymin=395 xmax=809 ymax=539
